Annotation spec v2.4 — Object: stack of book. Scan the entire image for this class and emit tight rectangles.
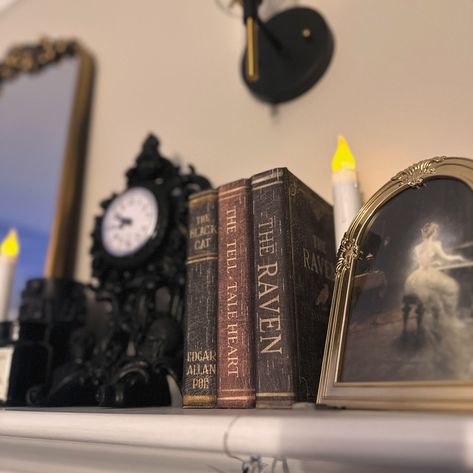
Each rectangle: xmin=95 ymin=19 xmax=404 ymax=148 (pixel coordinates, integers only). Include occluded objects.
xmin=182 ymin=168 xmax=335 ymax=409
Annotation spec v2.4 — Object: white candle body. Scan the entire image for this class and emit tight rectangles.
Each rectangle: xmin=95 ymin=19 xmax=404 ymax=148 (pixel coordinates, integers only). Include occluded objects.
xmin=332 ymin=168 xmax=362 ymax=251
xmin=0 ymin=254 xmax=16 ymax=322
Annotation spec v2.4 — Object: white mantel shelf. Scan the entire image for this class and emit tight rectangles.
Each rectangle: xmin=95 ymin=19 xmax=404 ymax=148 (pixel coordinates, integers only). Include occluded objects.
xmin=1 ymin=407 xmax=473 ymax=473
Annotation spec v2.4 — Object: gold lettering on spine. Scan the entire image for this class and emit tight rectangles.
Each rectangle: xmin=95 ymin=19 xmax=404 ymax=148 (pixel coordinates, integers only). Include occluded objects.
xmin=225 ymin=207 xmax=239 ymax=377
xmin=186 ymin=350 xmax=217 ymax=390
xmin=256 ymin=217 xmax=283 ymax=355
xmin=226 ymin=208 xmax=237 ymax=232
xmin=302 ymin=233 xmax=335 ymax=280
xmin=258 ymin=217 xmax=275 ymax=256
xmin=190 ymin=211 xmax=217 ymax=251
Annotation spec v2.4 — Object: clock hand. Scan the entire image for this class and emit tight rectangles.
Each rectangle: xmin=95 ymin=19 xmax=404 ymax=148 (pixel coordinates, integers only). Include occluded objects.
xmin=114 ymin=213 xmax=133 ymax=227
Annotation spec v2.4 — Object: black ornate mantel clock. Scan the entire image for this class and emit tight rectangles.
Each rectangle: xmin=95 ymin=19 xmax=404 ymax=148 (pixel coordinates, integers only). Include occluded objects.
xmin=28 ymin=134 xmax=211 ymax=407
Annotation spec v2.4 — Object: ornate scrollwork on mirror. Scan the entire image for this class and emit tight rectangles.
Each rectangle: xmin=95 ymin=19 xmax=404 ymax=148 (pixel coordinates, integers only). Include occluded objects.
xmin=0 ymin=38 xmax=79 ymax=81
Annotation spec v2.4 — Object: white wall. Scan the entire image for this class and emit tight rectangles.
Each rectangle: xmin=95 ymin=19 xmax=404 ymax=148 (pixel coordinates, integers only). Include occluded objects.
xmin=1 ymin=0 xmax=473 ymax=282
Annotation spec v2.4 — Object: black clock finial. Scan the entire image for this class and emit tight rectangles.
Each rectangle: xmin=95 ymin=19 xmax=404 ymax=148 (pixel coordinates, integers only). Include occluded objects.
xmin=126 ymin=133 xmax=176 ymax=185
xmin=141 ymin=133 xmax=160 ymax=158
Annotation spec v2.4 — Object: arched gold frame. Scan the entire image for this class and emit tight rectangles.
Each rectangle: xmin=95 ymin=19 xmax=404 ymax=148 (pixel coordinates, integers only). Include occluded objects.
xmin=0 ymin=38 xmax=94 ymax=278
xmin=317 ymin=157 xmax=473 ymax=411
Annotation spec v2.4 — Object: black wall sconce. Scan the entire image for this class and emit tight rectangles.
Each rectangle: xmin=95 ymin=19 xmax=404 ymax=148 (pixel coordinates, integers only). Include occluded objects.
xmin=241 ymin=0 xmax=334 ymax=104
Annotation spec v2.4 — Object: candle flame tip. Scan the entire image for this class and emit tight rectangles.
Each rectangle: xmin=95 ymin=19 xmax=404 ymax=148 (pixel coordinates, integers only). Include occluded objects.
xmin=332 ymin=135 xmax=357 ymax=172
xmin=1 ymin=228 xmax=20 ymax=257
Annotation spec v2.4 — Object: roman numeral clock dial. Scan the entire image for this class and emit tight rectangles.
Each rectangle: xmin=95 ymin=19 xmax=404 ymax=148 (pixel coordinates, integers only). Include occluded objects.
xmin=95 ymin=182 xmax=166 ymax=270
xmin=101 ymin=187 xmax=158 ymax=258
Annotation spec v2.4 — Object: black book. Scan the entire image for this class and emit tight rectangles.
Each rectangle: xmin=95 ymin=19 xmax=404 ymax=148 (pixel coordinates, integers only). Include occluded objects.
xmin=182 ymin=190 xmax=218 ymax=408
xmin=251 ymin=168 xmax=335 ymax=408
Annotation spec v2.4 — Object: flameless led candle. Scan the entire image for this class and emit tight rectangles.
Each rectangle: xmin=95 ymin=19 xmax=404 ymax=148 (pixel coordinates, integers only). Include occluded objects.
xmin=331 ymin=136 xmax=362 ymax=250
xmin=0 ymin=229 xmax=19 ymax=322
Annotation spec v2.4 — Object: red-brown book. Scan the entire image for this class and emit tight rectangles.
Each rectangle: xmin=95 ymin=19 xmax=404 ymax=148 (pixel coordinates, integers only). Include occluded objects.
xmin=252 ymin=168 xmax=335 ymax=408
xmin=182 ymin=189 xmax=218 ymax=408
xmin=217 ymin=179 xmax=255 ymax=408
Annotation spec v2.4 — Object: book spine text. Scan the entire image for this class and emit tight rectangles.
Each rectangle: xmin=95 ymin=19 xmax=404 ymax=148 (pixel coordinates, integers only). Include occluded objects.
xmin=182 ymin=190 xmax=218 ymax=408
xmin=252 ymin=169 xmax=296 ymax=408
xmin=217 ymin=179 xmax=255 ymax=408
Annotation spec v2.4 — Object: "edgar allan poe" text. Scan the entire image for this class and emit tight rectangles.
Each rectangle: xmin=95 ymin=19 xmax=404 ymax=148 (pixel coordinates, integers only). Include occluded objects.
xmin=186 ymin=350 xmax=216 ymax=390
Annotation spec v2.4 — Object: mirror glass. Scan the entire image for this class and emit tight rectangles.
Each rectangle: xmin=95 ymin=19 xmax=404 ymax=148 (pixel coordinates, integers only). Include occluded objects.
xmin=0 ymin=56 xmax=80 ymax=317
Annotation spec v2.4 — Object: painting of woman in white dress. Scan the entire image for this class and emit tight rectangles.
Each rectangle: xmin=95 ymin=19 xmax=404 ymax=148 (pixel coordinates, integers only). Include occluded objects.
xmin=403 ymin=222 xmax=465 ymax=332
xmin=341 ymin=178 xmax=473 ymax=383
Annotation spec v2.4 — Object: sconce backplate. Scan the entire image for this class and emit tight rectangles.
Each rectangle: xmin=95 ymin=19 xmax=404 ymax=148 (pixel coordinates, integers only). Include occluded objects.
xmin=242 ymin=7 xmax=334 ymax=104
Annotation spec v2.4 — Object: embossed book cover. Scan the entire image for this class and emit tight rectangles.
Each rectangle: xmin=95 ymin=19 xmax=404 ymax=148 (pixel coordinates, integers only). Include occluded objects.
xmin=252 ymin=168 xmax=335 ymax=407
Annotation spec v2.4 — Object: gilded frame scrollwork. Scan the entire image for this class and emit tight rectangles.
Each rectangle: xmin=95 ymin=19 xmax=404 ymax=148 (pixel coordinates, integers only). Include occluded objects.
xmin=317 ymin=157 xmax=473 ymax=411
xmin=0 ymin=37 xmax=94 ymax=278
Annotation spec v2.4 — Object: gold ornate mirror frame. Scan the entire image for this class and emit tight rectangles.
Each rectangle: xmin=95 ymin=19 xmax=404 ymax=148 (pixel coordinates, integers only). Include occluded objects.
xmin=318 ymin=157 xmax=473 ymax=411
xmin=0 ymin=38 xmax=94 ymax=278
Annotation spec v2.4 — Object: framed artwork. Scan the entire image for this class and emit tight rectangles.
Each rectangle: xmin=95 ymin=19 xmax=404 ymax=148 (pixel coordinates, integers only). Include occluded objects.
xmin=317 ymin=157 xmax=473 ymax=410
xmin=0 ymin=38 xmax=94 ymax=317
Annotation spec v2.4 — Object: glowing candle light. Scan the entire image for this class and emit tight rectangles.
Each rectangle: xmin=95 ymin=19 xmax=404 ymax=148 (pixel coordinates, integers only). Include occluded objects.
xmin=331 ymin=136 xmax=362 ymax=250
xmin=0 ymin=229 xmax=19 ymax=322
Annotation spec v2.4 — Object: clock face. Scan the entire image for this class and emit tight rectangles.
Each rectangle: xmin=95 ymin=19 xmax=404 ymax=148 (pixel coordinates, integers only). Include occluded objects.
xmin=101 ymin=187 xmax=159 ymax=257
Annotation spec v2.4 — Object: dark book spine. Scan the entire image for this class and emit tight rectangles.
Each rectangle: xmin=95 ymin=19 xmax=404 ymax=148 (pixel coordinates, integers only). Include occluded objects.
xmin=252 ymin=168 xmax=335 ymax=408
xmin=217 ymin=179 xmax=255 ymax=408
xmin=286 ymin=171 xmax=335 ymax=404
xmin=182 ymin=190 xmax=218 ymax=408
xmin=251 ymin=169 xmax=296 ymax=408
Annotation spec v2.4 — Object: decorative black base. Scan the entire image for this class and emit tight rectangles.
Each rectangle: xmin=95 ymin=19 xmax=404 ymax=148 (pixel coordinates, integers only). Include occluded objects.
xmin=242 ymin=7 xmax=334 ymax=104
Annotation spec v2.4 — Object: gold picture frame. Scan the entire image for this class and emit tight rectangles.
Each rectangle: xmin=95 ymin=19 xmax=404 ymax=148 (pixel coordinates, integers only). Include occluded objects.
xmin=0 ymin=37 xmax=94 ymax=279
xmin=317 ymin=157 xmax=473 ymax=411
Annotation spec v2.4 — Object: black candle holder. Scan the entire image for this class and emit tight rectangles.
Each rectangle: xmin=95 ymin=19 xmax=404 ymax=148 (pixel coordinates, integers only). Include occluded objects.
xmin=19 ymin=278 xmax=88 ymax=369
xmin=0 ymin=320 xmax=51 ymax=406
xmin=14 ymin=277 xmax=94 ymax=407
